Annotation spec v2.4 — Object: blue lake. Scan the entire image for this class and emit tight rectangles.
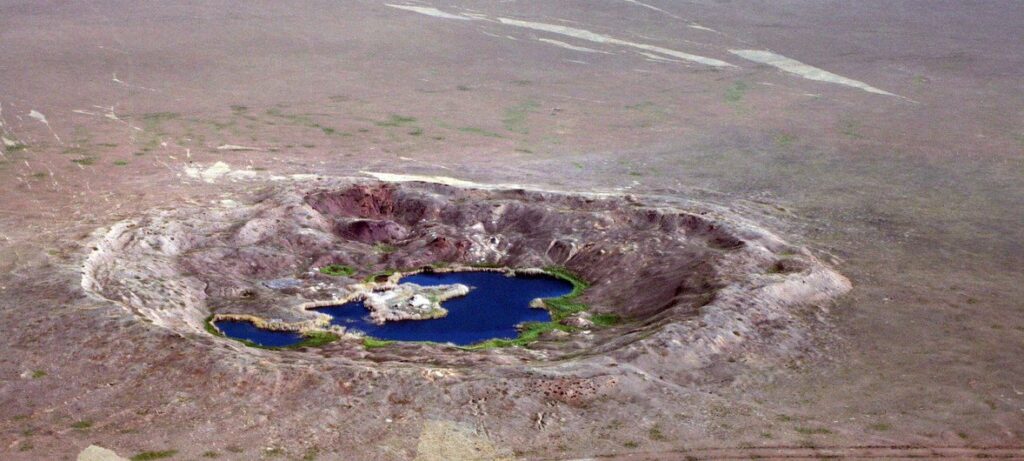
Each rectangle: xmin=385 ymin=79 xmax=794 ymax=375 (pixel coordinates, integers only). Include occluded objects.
xmin=214 ymin=271 xmax=573 ymax=347
xmin=214 ymin=320 xmax=305 ymax=348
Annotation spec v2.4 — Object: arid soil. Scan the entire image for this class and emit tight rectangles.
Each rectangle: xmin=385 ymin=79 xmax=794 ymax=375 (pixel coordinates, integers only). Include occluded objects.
xmin=1 ymin=1 xmax=1022 ymax=460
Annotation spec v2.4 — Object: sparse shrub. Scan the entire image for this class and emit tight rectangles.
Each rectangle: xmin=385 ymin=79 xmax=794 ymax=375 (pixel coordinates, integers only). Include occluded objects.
xmin=130 ymin=450 xmax=178 ymax=461
xmin=373 ymin=243 xmax=397 ymax=254
xmin=867 ymin=422 xmax=892 ymax=431
xmin=794 ymin=426 xmax=832 ymax=435
xmin=590 ymin=314 xmax=621 ymax=327
xmin=363 ymin=337 xmax=395 ymax=349
xmin=319 ymin=264 xmax=356 ymax=277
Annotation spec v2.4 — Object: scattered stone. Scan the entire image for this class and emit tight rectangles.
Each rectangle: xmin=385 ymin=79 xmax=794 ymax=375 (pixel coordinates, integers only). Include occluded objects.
xmin=263 ymin=278 xmax=304 ymax=290
xmin=364 ymin=283 xmax=469 ymax=324
xmin=77 ymin=445 xmax=129 ymax=461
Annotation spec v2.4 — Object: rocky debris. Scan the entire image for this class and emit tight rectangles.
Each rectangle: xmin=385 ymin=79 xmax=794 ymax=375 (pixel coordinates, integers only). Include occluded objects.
xmin=306 ymin=183 xmax=395 ymax=218
xmin=263 ymin=278 xmax=303 ymax=290
xmin=336 ymin=219 xmax=408 ymax=243
xmin=363 ymin=282 xmax=470 ymax=324
xmin=77 ymin=445 xmax=129 ymax=461
xmin=414 ymin=420 xmax=515 ymax=461
xmin=538 ymin=376 xmax=619 ymax=407
xmin=562 ymin=314 xmax=594 ymax=329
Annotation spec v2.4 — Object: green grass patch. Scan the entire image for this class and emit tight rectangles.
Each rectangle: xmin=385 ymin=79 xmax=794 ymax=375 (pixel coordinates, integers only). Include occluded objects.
xmin=774 ymin=132 xmax=796 ymax=147
xmin=540 ymin=266 xmax=590 ymax=321
xmin=131 ymin=450 xmax=178 ymax=461
xmin=113 ymin=159 xmax=129 ymax=166
xmin=363 ymin=268 xmax=397 ymax=283
xmin=502 ymin=100 xmax=539 ymax=134
xmin=407 ymin=127 xmax=423 ymax=136
xmin=71 ymin=420 xmax=93 ymax=430
xmin=201 ymin=451 xmax=220 ymax=458
xmin=839 ymin=119 xmax=863 ymax=139
xmin=363 ymin=337 xmax=396 ymax=349
xmin=376 ymin=114 xmax=417 ymax=127
xmin=141 ymin=112 xmax=180 ymax=123
xmin=590 ymin=314 xmax=621 ymax=327
xmin=203 ymin=315 xmax=222 ymax=336
xmin=204 ymin=315 xmax=338 ymax=349
xmin=867 ymin=422 xmax=892 ymax=431
xmin=543 ymin=297 xmax=588 ymax=320
xmin=373 ymin=243 xmax=397 ymax=254
xmin=794 ymin=426 xmax=832 ymax=435
xmin=457 ymin=126 xmax=503 ymax=138
xmin=464 ymin=321 xmax=573 ymax=350
xmin=296 ymin=331 xmax=339 ymax=348
xmin=725 ymin=81 xmax=748 ymax=103
xmin=5 ymin=142 xmax=29 ymax=153
xmin=71 ymin=157 xmax=96 ymax=166
xmin=319 ymin=264 xmax=356 ymax=277
xmin=61 ymin=146 xmax=89 ymax=156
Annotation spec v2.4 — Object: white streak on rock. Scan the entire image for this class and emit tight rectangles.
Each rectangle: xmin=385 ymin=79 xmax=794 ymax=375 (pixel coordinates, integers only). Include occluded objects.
xmin=112 ymin=73 xmax=158 ymax=92
xmin=622 ymin=0 xmax=682 ymax=20
xmin=216 ymin=144 xmax=260 ymax=151
xmin=496 ymin=17 xmax=734 ymax=67
xmin=28 ymin=110 xmax=48 ymax=124
xmin=29 ymin=110 xmax=62 ymax=143
xmin=729 ymin=49 xmax=899 ymax=97
xmin=385 ymin=4 xmax=473 ymax=20
xmin=688 ymin=23 xmax=717 ymax=32
xmin=384 ymin=4 xmax=731 ymax=67
xmin=361 ymin=171 xmax=621 ymax=198
xmin=638 ymin=51 xmax=683 ymax=63
xmin=184 ymin=161 xmax=257 ymax=183
xmin=537 ymin=38 xmax=609 ymax=54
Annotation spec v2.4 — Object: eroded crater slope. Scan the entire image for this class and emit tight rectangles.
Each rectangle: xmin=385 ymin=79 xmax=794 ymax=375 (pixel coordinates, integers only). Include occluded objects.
xmin=82 ymin=178 xmax=849 ymax=374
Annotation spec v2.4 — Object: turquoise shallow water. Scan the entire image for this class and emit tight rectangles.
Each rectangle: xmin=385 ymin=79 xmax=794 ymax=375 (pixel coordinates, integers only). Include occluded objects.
xmin=215 ymin=271 xmax=573 ymax=347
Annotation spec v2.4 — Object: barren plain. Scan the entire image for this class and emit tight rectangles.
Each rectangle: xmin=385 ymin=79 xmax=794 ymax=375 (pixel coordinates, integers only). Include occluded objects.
xmin=1 ymin=1 xmax=1022 ymax=459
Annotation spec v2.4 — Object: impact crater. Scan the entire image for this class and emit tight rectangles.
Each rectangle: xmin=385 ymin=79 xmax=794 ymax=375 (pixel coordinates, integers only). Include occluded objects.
xmin=82 ymin=177 xmax=850 ymax=371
